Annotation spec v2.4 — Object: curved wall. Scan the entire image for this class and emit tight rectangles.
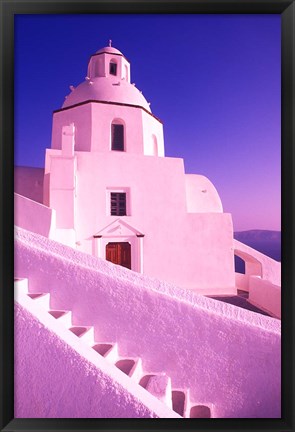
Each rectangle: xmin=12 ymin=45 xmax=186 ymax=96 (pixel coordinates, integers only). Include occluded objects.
xmin=234 ymin=239 xmax=281 ymax=286
xmin=185 ymin=174 xmax=223 ymax=213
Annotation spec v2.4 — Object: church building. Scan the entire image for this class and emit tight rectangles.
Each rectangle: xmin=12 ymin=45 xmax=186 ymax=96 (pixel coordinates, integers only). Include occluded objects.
xmin=13 ymin=42 xmax=281 ymax=419
xmin=42 ymin=42 xmax=236 ymax=294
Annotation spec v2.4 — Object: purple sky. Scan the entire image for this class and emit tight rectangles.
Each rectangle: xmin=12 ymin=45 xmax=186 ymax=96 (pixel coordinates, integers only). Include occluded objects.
xmin=14 ymin=14 xmax=281 ymax=232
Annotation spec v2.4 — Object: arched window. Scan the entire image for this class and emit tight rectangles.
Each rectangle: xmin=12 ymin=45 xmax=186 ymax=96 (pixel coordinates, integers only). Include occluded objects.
xmin=109 ymin=60 xmax=117 ymax=76
xmin=111 ymin=120 xmax=125 ymax=151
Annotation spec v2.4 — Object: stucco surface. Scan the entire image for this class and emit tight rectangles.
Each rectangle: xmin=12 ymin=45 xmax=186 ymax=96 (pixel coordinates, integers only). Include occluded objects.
xmin=15 ymin=226 xmax=281 ymax=418
xmin=14 ymin=193 xmax=56 ymax=239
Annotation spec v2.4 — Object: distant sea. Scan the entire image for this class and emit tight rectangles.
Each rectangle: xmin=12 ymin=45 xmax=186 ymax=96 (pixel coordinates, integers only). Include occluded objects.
xmin=234 ymin=230 xmax=281 ymax=273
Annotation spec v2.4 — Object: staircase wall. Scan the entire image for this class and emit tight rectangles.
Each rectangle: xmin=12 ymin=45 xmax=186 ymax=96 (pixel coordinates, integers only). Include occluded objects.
xmin=14 ymin=302 xmax=171 ymax=418
xmin=15 ymin=226 xmax=281 ymax=418
xmin=234 ymin=239 xmax=281 ymax=286
xmin=14 ymin=193 xmax=56 ymax=239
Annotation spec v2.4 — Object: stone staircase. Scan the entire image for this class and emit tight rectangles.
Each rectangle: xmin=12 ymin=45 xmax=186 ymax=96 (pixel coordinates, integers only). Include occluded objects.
xmin=15 ymin=278 xmax=212 ymax=418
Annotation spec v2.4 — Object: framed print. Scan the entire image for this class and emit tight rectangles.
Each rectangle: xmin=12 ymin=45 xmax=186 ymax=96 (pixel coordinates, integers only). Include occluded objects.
xmin=1 ymin=1 xmax=294 ymax=431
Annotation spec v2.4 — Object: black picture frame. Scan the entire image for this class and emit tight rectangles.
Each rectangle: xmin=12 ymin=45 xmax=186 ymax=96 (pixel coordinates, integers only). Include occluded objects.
xmin=1 ymin=1 xmax=294 ymax=431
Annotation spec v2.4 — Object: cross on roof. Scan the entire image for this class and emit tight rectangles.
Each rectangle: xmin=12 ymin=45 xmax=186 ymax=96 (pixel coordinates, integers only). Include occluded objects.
xmin=108 ymin=39 xmax=112 ymax=47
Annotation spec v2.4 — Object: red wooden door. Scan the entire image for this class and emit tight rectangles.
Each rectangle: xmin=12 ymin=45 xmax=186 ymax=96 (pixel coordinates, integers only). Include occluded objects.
xmin=106 ymin=242 xmax=131 ymax=269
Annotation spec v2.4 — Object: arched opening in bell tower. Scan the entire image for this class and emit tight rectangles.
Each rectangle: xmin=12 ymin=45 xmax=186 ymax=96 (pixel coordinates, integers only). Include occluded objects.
xmin=109 ymin=60 xmax=118 ymax=76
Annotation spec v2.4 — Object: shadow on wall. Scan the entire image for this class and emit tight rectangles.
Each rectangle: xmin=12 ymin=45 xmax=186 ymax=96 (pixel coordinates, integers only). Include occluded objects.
xmin=235 ymin=255 xmax=245 ymax=274
xmin=14 ymin=166 xmax=44 ymax=204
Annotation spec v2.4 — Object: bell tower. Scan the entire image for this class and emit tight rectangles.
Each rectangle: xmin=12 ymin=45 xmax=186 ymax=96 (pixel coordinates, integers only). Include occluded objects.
xmin=49 ymin=43 xmax=165 ymax=156
xmin=87 ymin=40 xmax=131 ymax=82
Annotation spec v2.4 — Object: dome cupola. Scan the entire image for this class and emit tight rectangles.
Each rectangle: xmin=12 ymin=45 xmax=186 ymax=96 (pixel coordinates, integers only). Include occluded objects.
xmin=88 ymin=41 xmax=129 ymax=81
xmin=62 ymin=41 xmax=151 ymax=112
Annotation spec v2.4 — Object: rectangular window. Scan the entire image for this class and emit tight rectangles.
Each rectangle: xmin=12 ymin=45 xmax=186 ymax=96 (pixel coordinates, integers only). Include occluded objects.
xmin=111 ymin=124 xmax=124 ymax=151
xmin=110 ymin=192 xmax=126 ymax=216
xmin=110 ymin=62 xmax=117 ymax=76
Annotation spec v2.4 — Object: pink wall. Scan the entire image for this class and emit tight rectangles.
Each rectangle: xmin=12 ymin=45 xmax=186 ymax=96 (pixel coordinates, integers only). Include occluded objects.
xmin=14 ymin=193 xmax=56 ymax=238
xmin=44 ymin=149 xmax=235 ymax=292
xmin=51 ymin=102 xmax=163 ymax=156
xmin=185 ymin=174 xmax=223 ymax=213
xmin=90 ymin=103 xmax=144 ymax=154
xmin=49 ymin=155 xmax=76 ymax=229
xmin=248 ymin=276 xmax=281 ymax=319
xmin=15 ymin=227 xmax=281 ymax=418
xmin=235 ymin=272 xmax=281 ymax=319
xmin=140 ymin=109 xmax=164 ymax=156
xmin=235 ymin=273 xmax=250 ymax=291
xmin=51 ymin=104 xmax=92 ymax=152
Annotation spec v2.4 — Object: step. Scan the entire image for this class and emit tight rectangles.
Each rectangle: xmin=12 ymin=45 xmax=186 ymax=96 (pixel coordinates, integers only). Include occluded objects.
xmin=69 ymin=326 xmax=95 ymax=345
xmin=115 ymin=358 xmax=136 ymax=375
xmin=26 ymin=293 xmax=51 ymax=310
xmin=237 ymin=289 xmax=249 ymax=299
xmin=115 ymin=358 xmax=143 ymax=382
xmin=189 ymin=404 xmax=211 ymax=418
xmin=48 ymin=310 xmax=72 ymax=327
xmin=92 ymin=342 xmax=119 ymax=363
xmin=14 ymin=278 xmax=29 ymax=295
xmin=145 ymin=374 xmax=173 ymax=409
xmin=14 ymin=278 xmax=51 ymax=310
xmin=172 ymin=390 xmax=187 ymax=417
xmin=128 ymin=358 xmax=143 ymax=382
xmin=101 ymin=343 xmax=119 ymax=362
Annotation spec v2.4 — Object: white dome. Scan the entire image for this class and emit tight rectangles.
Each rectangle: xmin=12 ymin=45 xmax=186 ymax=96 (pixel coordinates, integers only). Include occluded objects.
xmin=63 ymin=77 xmax=151 ymax=112
xmin=95 ymin=46 xmax=123 ymax=56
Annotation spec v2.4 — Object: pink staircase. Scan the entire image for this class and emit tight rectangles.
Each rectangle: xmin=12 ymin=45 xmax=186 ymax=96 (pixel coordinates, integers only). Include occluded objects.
xmin=14 ymin=277 xmax=213 ymax=418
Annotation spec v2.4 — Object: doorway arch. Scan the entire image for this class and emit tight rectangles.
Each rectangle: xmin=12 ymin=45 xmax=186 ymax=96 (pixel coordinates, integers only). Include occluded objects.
xmin=93 ymin=219 xmax=144 ymax=273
